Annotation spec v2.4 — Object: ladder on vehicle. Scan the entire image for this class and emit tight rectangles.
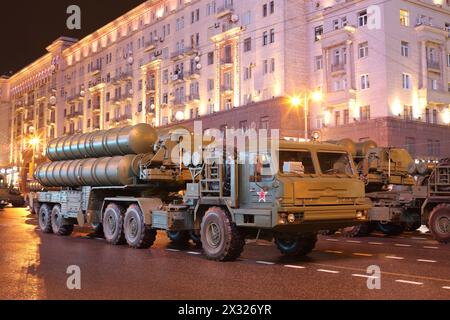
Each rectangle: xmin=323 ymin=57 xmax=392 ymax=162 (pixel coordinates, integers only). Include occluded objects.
xmin=200 ymin=155 xmax=223 ymax=198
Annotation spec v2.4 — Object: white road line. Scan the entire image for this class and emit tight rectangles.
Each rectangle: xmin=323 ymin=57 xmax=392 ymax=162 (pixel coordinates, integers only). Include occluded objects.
xmin=346 ymin=240 xmax=362 ymax=244
xmin=353 ymin=253 xmax=374 ymax=257
xmin=395 ymin=280 xmax=424 ymax=286
xmin=325 ymin=250 xmax=343 ymax=254
xmin=386 ymin=256 xmax=405 ymax=260
xmin=395 ymin=244 xmax=412 ymax=247
xmin=352 ymin=274 xmax=379 ymax=279
xmin=411 ymin=237 xmax=428 ymax=240
xmin=326 ymin=239 xmax=339 ymax=242
xmin=417 ymin=259 xmax=437 ymax=263
xmin=443 ymin=286 xmax=450 ymax=290
xmin=256 ymin=261 xmax=275 ymax=265
xmin=368 ymin=242 xmax=383 ymax=245
xmin=166 ymin=249 xmax=180 ymax=252
xmin=317 ymin=269 xmax=340 ymax=274
xmin=423 ymin=246 xmax=439 ymax=249
xmin=187 ymin=251 xmax=202 ymax=255
xmin=284 ymin=265 xmax=306 ymax=269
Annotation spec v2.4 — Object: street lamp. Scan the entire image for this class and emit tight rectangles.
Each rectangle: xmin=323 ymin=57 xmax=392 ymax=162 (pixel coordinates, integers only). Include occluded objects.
xmin=28 ymin=136 xmax=41 ymax=180
xmin=290 ymin=90 xmax=323 ymax=141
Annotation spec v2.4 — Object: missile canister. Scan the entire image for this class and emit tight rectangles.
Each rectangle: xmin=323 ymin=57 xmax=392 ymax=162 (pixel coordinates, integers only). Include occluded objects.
xmin=35 ymin=154 xmax=144 ymax=187
xmin=46 ymin=124 xmax=158 ymax=161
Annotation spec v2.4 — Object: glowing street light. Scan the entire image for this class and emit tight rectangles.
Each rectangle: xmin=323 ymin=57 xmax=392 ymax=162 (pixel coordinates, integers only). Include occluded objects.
xmin=290 ymin=90 xmax=323 ymax=141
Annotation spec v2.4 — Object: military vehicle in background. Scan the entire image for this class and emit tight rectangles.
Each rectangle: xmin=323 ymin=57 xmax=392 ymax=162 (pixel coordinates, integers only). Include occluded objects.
xmin=330 ymin=139 xmax=450 ymax=243
xmin=33 ymin=124 xmax=371 ymax=261
xmin=0 ymin=174 xmax=26 ymax=209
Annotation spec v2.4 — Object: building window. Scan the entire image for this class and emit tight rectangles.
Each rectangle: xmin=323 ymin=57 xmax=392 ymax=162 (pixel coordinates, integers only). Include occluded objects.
xmin=360 ymin=105 xmax=371 ymax=121
xmin=358 ymin=10 xmax=368 ymax=27
xmin=405 ymin=137 xmax=416 ymax=156
xmin=263 ymin=31 xmax=269 ymax=46
xmin=207 ymin=79 xmax=214 ymax=91
xmin=335 ymin=111 xmax=341 ymax=126
xmin=402 ymin=73 xmax=411 ymax=89
xmin=333 ymin=19 xmax=340 ymax=30
xmin=244 ymin=37 xmax=252 ymax=52
xmin=433 ymin=109 xmax=438 ymax=124
xmin=431 ymin=79 xmax=438 ymax=91
xmin=404 ymin=105 xmax=413 ymax=120
xmin=447 ymin=54 xmax=450 ymax=67
xmin=244 ymin=66 xmax=252 ymax=80
xmin=425 ymin=108 xmax=431 ymax=123
xmin=315 ymin=56 xmax=323 ymax=70
xmin=263 ymin=3 xmax=268 ymax=17
xmin=207 ymin=52 xmax=214 ymax=65
xmin=400 ymin=9 xmax=409 ymax=27
xmin=341 ymin=16 xmax=348 ymax=27
xmin=343 ymin=109 xmax=350 ymax=124
xmin=270 ymin=29 xmax=275 ymax=43
xmin=358 ymin=42 xmax=369 ymax=58
xmin=260 ymin=117 xmax=269 ymax=130
xmin=360 ymin=74 xmax=370 ymax=90
xmin=263 ymin=60 xmax=269 ymax=75
xmin=401 ymin=41 xmax=410 ymax=57
xmin=314 ymin=25 xmax=323 ymax=41
xmin=270 ymin=58 xmax=275 ymax=73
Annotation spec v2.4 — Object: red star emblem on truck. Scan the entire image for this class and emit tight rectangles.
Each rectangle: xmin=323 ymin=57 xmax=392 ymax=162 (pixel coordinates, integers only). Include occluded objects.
xmin=258 ymin=190 xmax=268 ymax=203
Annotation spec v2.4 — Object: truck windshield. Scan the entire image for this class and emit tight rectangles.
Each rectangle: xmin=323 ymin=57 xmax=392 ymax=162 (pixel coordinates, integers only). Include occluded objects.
xmin=279 ymin=151 xmax=315 ymax=175
xmin=317 ymin=152 xmax=353 ymax=175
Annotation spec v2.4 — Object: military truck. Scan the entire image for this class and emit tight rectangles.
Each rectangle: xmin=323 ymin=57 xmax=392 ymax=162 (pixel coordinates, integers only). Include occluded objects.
xmin=33 ymin=124 xmax=371 ymax=261
xmin=0 ymin=174 xmax=26 ymax=209
xmin=330 ymin=139 xmax=450 ymax=242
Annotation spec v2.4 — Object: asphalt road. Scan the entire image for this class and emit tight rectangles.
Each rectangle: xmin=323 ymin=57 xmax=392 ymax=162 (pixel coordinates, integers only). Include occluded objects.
xmin=1 ymin=207 xmax=450 ymax=300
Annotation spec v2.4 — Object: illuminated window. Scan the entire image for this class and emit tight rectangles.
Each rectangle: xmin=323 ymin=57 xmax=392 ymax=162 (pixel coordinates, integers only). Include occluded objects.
xmin=360 ymin=105 xmax=371 ymax=121
xmin=400 ymin=10 xmax=409 ymax=27
xmin=314 ymin=25 xmax=323 ymax=41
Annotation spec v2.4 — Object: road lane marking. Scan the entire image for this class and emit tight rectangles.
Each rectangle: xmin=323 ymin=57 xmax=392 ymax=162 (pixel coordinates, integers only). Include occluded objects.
xmin=395 ymin=280 xmax=423 ymax=286
xmin=411 ymin=237 xmax=428 ymax=240
xmin=368 ymin=242 xmax=383 ymax=245
xmin=346 ymin=240 xmax=362 ymax=244
xmin=187 ymin=251 xmax=202 ymax=255
xmin=284 ymin=265 xmax=306 ymax=269
xmin=353 ymin=253 xmax=373 ymax=257
xmin=326 ymin=239 xmax=339 ymax=242
xmin=417 ymin=259 xmax=437 ymax=263
xmin=423 ymin=246 xmax=439 ymax=249
xmin=443 ymin=287 xmax=450 ymax=290
xmin=166 ymin=249 xmax=180 ymax=252
xmin=256 ymin=261 xmax=275 ymax=265
xmin=352 ymin=274 xmax=379 ymax=279
xmin=317 ymin=269 xmax=340 ymax=274
xmin=386 ymin=256 xmax=405 ymax=260
xmin=325 ymin=250 xmax=343 ymax=254
xmin=395 ymin=244 xmax=412 ymax=247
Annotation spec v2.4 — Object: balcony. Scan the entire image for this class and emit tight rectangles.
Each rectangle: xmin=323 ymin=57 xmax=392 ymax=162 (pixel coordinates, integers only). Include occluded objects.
xmin=121 ymin=93 xmax=134 ymax=102
xmin=184 ymin=46 xmax=199 ymax=56
xmin=112 ymin=114 xmax=133 ymax=124
xmin=47 ymin=118 xmax=56 ymax=126
xmin=112 ymin=72 xmax=133 ymax=85
xmin=216 ymin=3 xmax=234 ymax=18
xmin=92 ymin=104 xmax=101 ymax=113
xmin=171 ymin=73 xmax=185 ymax=84
xmin=330 ymin=63 xmax=346 ymax=74
xmin=171 ymin=49 xmax=186 ymax=61
xmin=173 ymin=98 xmax=186 ymax=107
xmin=144 ymin=41 xmax=157 ymax=53
xmin=188 ymin=70 xmax=201 ymax=80
xmin=209 ymin=23 xmax=244 ymax=43
xmin=221 ymin=86 xmax=234 ymax=95
xmin=146 ymin=84 xmax=156 ymax=94
xmin=67 ymin=111 xmax=83 ymax=119
xmin=221 ymin=57 xmax=233 ymax=68
xmin=90 ymin=66 xmax=102 ymax=75
xmin=187 ymin=94 xmax=200 ymax=104
xmin=427 ymin=60 xmax=441 ymax=73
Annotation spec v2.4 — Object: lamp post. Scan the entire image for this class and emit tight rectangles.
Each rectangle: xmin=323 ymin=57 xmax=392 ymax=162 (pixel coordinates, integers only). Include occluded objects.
xmin=28 ymin=136 xmax=40 ymax=180
xmin=290 ymin=90 xmax=323 ymax=141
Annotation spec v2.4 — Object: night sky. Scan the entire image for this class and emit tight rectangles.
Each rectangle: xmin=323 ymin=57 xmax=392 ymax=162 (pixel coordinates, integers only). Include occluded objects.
xmin=0 ymin=0 xmax=147 ymax=76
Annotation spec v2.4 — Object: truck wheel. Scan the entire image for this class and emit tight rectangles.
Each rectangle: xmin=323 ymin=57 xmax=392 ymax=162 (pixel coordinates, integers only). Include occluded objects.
xmin=38 ymin=204 xmax=53 ymax=234
xmin=275 ymin=233 xmax=318 ymax=257
xmin=342 ymin=223 xmax=375 ymax=237
xmin=50 ymin=205 xmax=74 ymax=236
xmin=428 ymin=204 xmax=450 ymax=243
xmin=103 ymin=203 xmax=126 ymax=245
xmin=124 ymin=204 xmax=156 ymax=249
xmin=167 ymin=231 xmax=191 ymax=246
xmin=377 ymin=222 xmax=404 ymax=236
xmin=200 ymin=207 xmax=244 ymax=261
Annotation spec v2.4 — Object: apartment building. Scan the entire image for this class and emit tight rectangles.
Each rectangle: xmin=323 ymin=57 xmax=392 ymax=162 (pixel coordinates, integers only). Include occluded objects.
xmin=0 ymin=76 xmax=11 ymax=167
xmin=4 ymin=0 xmax=450 ymax=172
xmin=308 ymin=0 xmax=450 ymax=158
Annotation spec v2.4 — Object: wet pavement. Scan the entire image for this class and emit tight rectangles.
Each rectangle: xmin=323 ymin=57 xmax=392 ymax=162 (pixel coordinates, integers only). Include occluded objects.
xmin=1 ymin=207 xmax=450 ymax=300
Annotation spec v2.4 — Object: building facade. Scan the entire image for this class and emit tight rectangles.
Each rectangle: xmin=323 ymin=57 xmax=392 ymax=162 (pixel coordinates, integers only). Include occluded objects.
xmin=0 ymin=76 xmax=11 ymax=167
xmin=4 ymin=0 xmax=450 ymax=174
